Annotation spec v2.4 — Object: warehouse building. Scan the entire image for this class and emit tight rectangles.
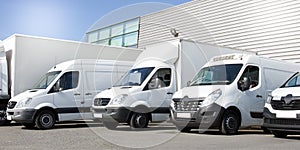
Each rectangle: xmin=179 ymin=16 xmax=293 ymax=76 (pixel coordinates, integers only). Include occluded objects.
xmin=86 ymin=0 xmax=300 ymax=63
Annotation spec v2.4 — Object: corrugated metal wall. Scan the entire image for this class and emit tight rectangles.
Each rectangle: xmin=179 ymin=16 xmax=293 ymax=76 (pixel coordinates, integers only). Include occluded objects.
xmin=139 ymin=0 xmax=300 ymax=63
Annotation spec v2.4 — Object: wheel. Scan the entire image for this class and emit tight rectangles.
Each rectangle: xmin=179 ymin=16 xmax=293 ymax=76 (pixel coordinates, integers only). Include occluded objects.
xmin=103 ymin=121 xmax=118 ymax=130
xmin=130 ymin=113 xmax=149 ymax=129
xmin=272 ymin=130 xmax=287 ymax=138
xmin=176 ymin=126 xmax=191 ymax=133
xmin=220 ymin=110 xmax=240 ymax=135
xmin=22 ymin=123 xmax=35 ymax=129
xmin=0 ymin=110 xmax=7 ymax=126
xmin=35 ymin=110 xmax=55 ymax=129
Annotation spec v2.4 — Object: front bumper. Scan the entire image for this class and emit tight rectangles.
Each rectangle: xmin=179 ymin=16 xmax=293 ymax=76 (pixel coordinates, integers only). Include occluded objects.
xmin=170 ymin=103 xmax=225 ymax=129
xmin=263 ymin=107 xmax=300 ymax=132
xmin=92 ymin=106 xmax=106 ymax=119
xmin=102 ymin=107 xmax=131 ymax=124
xmin=6 ymin=108 xmax=37 ymax=123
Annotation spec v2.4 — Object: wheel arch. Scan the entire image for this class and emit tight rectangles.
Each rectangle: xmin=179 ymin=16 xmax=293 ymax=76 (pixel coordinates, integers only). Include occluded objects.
xmin=34 ymin=107 xmax=59 ymax=122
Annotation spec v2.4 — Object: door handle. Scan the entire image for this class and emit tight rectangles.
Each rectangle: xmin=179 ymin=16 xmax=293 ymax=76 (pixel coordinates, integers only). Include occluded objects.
xmin=74 ymin=93 xmax=81 ymax=96
xmin=85 ymin=93 xmax=92 ymax=96
xmin=167 ymin=92 xmax=173 ymax=95
xmin=256 ymin=95 xmax=262 ymax=98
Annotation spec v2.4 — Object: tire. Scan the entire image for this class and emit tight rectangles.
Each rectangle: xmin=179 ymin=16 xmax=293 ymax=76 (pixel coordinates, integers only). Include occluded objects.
xmin=272 ymin=131 xmax=288 ymax=138
xmin=220 ymin=110 xmax=240 ymax=135
xmin=103 ymin=121 xmax=118 ymax=130
xmin=23 ymin=123 xmax=35 ymax=129
xmin=0 ymin=110 xmax=7 ymax=126
xmin=35 ymin=110 xmax=55 ymax=130
xmin=130 ymin=113 xmax=149 ymax=129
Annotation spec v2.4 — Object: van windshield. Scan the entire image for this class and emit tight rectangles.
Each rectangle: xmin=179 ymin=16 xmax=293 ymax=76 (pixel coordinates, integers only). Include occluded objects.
xmin=283 ymin=72 xmax=300 ymax=87
xmin=190 ymin=64 xmax=243 ymax=86
xmin=32 ymin=71 xmax=61 ymax=89
xmin=114 ymin=67 xmax=154 ymax=86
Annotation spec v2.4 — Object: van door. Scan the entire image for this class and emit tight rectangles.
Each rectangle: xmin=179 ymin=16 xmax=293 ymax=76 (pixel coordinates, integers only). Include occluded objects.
xmin=143 ymin=68 xmax=175 ymax=114
xmin=52 ymin=71 xmax=84 ymax=121
xmin=237 ymin=65 xmax=264 ymax=124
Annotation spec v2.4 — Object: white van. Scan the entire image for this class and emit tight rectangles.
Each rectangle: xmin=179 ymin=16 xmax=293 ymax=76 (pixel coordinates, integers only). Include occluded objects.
xmin=92 ymin=39 xmax=247 ymax=129
xmin=170 ymin=53 xmax=300 ymax=134
xmin=264 ymin=72 xmax=300 ymax=138
xmin=6 ymin=59 xmax=133 ymax=129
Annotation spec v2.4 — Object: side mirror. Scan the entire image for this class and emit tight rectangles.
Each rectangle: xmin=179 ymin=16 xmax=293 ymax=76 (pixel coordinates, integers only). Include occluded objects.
xmin=54 ymin=80 xmax=62 ymax=92
xmin=238 ymin=77 xmax=250 ymax=91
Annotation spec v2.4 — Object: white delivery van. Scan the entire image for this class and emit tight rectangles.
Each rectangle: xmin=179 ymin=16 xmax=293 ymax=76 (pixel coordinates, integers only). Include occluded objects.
xmin=92 ymin=39 xmax=246 ymax=129
xmin=0 ymin=34 xmax=142 ymax=125
xmin=6 ymin=59 xmax=133 ymax=129
xmin=264 ymin=72 xmax=300 ymax=138
xmin=170 ymin=53 xmax=300 ymax=135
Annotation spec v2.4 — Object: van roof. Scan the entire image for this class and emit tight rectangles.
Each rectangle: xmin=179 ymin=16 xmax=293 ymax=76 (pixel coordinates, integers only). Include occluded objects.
xmin=48 ymin=59 xmax=133 ymax=72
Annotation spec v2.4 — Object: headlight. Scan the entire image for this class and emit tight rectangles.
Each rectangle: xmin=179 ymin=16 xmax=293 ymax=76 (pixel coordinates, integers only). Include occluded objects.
xmin=266 ymin=95 xmax=273 ymax=104
xmin=201 ymin=89 xmax=222 ymax=107
xmin=170 ymin=100 xmax=175 ymax=110
xmin=110 ymin=94 xmax=128 ymax=105
xmin=16 ymin=98 xmax=32 ymax=108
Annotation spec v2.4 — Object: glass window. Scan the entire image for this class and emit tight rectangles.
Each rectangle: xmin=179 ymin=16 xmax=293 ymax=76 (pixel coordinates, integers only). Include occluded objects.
xmin=99 ymin=28 xmax=110 ymax=40
xmin=284 ymin=73 xmax=300 ymax=87
xmin=191 ymin=64 xmax=243 ymax=86
xmin=86 ymin=18 xmax=139 ymax=47
xmin=111 ymin=24 xmax=124 ymax=37
xmin=33 ymin=71 xmax=61 ymax=89
xmin=111 ymin=36 xmax=123 ymax=47
xmin=87 ymin=31 xmax=98 ymax=43
xmin=115 ymin=67 xmax=154 ymax=86
xmin=146 ymin=68 xmax=172 ymax=90
xmin=238 ymin=66 xmax=259 ymax=91
xmin=124 ymin=32 xmax=138 ymax=46
xmin=97 ymin=39 xmax=109 ymax=45
xmin=58 ymin=71 xmax=79 ymax=91
xmin=125 ymin=18 xmax=139 ymax=33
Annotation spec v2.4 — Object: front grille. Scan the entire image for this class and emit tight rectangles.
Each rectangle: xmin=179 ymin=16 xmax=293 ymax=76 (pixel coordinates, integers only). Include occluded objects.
xmin=271 ymin=99 xmax=300 ymax=110
xmin=7 ymin=101 xmax=17 ymax=109
xmin=94 ymin=98 xmax=111 ymax=106
xmin=265 ymin=118 xmax=300 ymax=125
xmin=173 ymin=98 xmax=204 ymax=111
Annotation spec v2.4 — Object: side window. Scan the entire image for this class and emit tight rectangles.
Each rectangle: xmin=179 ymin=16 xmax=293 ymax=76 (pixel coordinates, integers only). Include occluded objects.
xmin=145 ymin=68 xmax=171 ymax=90
xmin=238 ymin=66 xmax=259 ymax=91
xmin=51 ymin=71 xmax=79 ymax=93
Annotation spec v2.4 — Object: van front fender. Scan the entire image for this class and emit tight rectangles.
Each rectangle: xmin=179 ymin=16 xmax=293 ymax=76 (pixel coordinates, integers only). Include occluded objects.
xmin=34 ymin=103 xmax=57 ymax=110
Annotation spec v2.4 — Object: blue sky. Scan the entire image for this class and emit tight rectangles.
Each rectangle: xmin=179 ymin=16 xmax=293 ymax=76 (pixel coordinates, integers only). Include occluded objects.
xmin=0 ymin=0 xmax=190 ymax=41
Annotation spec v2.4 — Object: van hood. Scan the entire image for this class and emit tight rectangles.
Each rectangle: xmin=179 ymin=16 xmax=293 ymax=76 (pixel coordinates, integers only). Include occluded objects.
xmin=272 ymin=87 xmax=300 ymax=100
xmin=95 ymin=86 xmax=141 ymax=99
xmin=9 ymin=89 xmax=47 ymax=102
xmin=173 ymin=85 xmax=224 ymax=99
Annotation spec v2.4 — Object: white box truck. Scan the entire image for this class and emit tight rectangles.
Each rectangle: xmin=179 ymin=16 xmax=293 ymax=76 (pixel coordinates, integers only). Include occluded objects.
xmin=170 ymin=53 xmax=300 ymax=134
xmin=0 ymin=34 xmax=142 ymax=125
xmin=263 ymin=72 xmax=300 ymax=138
xmin=92 ymin=39 xmax=246 ymax=129
xmin=6 ymin=59 xmax=133 ymax=129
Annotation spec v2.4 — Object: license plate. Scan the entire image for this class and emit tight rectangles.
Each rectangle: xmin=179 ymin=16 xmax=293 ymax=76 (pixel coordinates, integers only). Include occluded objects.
xmin=94 ymin=113 xmax=103 ymax=118
xmin=176 ymin=113 xmax=191 ymax=118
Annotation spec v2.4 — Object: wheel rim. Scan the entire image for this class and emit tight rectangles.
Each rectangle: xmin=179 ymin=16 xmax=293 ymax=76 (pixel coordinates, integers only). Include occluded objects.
xmin=226 ymin=116 xmax=237 ymax=130
xmin=40 ymin=114 xmax=53 ymax=128
xmin=135 ymin=114 xmax=147 ymax=128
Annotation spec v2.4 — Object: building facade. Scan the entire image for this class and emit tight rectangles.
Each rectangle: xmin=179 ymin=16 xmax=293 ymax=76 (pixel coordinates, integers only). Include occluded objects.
xmin=87 ymin=0 xmax=300 ymax=63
